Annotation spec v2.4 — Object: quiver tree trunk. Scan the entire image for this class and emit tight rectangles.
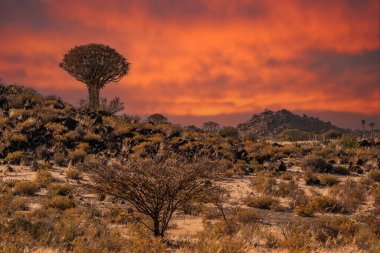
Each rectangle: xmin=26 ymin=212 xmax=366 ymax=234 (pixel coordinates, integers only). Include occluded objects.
xmin=88 ymin=84 xmax=100 ymax=110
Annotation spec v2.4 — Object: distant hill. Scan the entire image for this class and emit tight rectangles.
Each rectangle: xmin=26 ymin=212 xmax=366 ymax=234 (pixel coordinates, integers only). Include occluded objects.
xmin=237 ymin=109 xmax=346 ymax=138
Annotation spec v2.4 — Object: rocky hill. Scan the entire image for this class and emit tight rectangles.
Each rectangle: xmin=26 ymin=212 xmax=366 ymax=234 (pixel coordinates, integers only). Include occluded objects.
xmin=237 ymin=109 xmax=345 ymax=138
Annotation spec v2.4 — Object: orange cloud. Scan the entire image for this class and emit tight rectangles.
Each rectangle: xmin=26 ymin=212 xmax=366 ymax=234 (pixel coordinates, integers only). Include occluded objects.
xmin=0 ymin=0 xmax=379 ymax=128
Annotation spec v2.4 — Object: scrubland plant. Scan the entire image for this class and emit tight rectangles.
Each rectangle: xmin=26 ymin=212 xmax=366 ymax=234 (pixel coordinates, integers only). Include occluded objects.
xmin=90 ymin=156 xmax=218 ymax=237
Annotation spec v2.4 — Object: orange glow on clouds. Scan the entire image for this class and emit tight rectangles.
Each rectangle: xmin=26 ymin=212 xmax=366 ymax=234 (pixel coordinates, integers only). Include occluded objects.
xmin=0 ymin=0 xmax=379 ymax=128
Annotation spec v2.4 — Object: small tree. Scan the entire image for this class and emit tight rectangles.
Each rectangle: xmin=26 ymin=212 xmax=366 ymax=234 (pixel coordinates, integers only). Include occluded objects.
xmin=147 ymin=113 xmax=167 ymax=124
xmin=361 ymin=119 xmax=366 ymax=139
xmin=59 ymin=43 xmax=130 ymax=110
xmin=90 ymin=157 xmax=217 ymax=237
xmin=202 ymin=121 xmax=220 ymax=133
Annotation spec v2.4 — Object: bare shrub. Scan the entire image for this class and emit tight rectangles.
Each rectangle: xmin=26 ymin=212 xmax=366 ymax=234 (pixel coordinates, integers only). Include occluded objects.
xmin=90 ymin=157 xmax=218 ymax=237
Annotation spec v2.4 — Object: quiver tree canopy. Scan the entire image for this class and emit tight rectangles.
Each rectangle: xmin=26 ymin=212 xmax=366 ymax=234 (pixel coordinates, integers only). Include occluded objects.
xmin=59 ymin=43 xmax=130 ymax=110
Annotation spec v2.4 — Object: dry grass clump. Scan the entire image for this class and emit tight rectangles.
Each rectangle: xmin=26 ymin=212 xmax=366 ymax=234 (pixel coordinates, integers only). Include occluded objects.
xmin=44 ymin=196 xmax=75 ymax=210
xmin=13 ymin=181 xmax=39 ymax=195
xmin=66 ymin=167 xmax=82 ymax=180
xmin=301 ymin=155 xmax=332 ymax=173
xmin=308 ymin=195 xmax=344 ymax=213
xmin=329 ymin=179 xmax=367 ymax=213
xmin=319 ymin=174 xmax=340 ymax=186
xmin=34 ymin=170 xmax=54 ymax=187
xmin=47 ymin=183 xmax=72 ymax=197
xmin=236 ymin=208 xmax=260 ymax=224
xmin=0 ymin=194 xmax=29 ymax=216
xmin=245 ymin=195 xmax=279 ymax=210
xmin=251 ymin=172 xmax=276 ymax=194
xmin=5 ymin=150 xmax=25 ymax=164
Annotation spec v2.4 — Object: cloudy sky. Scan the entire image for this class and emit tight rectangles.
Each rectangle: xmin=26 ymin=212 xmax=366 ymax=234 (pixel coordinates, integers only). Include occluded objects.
xmin=0 ymin=0 xmax=379 ymax=129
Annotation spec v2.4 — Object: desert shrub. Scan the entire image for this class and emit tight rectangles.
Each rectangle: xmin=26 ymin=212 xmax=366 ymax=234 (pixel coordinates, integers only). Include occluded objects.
xmin=331 ymin=165 xmax=350 ymax=175
xmin=319 ymin=174 xmax=340 ymax=186
xmin=245 ymin=195 xmax=279 ymax=210
xmin=301 ymin=156 xmax=332 ymax=173
xmin=13 ymin=181 xmax=39 ymax=195
xmin=45 ymin=122 xmax=67 ymax=134
xmin=5 ymin=151 xmax=25 ymax=164
xmin=68 ymin=148 xmax=87 ymax=163
xmin=45 ymin=196 xmax=75 ymax=210
xmin=251 ymin=172 xmax=276 ymax=194
xmin=368 ymin=170 xmax=380 ymax=182
xmin=219 ymin=126 xmax=239 ymax=138
xmin=84 ymin=132 xmax=102 ymax=142
xmin=294 ymin=204 xmax=315 ymax=217
xmin=34 ymin=170 xmax=54 ymax=187
xmin=10 ymin=133 xmax=27 ymax=143
xmin=147 ymin=113 xmax=167 ymax=124
xmin=311 ymin=216 xmax=359 ymax=246
xmin=329 ymin=179 xmax=367 ymax=213
xmin=0 ymin=194 xmax=29 ymax=216
xmin=276 ymin=180 xmax=298 ymax=197
xmin=47 ymin=183 xmax=72 ymax=197
xmin=309 ymin=195 xmax=343 ymax=213
xmin=304 ymin=170 xmax=321 ymax=185
xmin=66 ymin=167 xmax=82 ymax=180
xmin=336 ymin=135 xmax=358 ymax=148
xmin=280 ymin=223 xmax=313 ymax=251
xmin=236 ymin=208 xmax=260 ymax=224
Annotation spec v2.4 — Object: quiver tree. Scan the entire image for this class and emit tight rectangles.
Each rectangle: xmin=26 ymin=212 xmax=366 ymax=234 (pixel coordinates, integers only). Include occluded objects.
xmin=90 ymin=157 xmax=218 ymax=237
xmin=59 ymin=43 xmax=130 ymax=110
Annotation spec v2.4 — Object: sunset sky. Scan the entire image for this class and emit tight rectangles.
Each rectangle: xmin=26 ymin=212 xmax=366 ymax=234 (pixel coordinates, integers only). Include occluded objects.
xmin=0 ymin=0 xmax=379 ymax=129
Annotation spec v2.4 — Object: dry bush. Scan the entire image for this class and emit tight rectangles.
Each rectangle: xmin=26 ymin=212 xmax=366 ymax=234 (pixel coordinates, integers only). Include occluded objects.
xmin=280 ymin=222 xmax=313 ymax=251
xmin=310 ymin=216 xmax=359 ymax=247
xmin=47 ymin=183 xmax=72 ymax=197
xmin=251 ymin=172 xmax=276 ymax=194
xmin=34 ymin=170 xmax=54 ymax=188
xmin=276 ymin=180 xmax=299 ymax=197
xmin=245 ymin=195 xmax=279 ymax=210
xmin=45 ymin=196 xmax=75 ymax=210
xmin=319 ymin=174 xmax=340 ymax=186
xmin=308 ymin=195 xmax=343 ymax=213
xmin=90 ymin=156 xmax=218 ymax=237
xmin=13 ymin=181 xmax=39 ymax=195
xmin=236 ymin=208 xmax=260 ymax=224
xmin=0 ymin=194 xmax=29 ymax=216
xmin=66 ymin=167 xmax=82 ymax=180
xmin=5 ymin=151 xmax=25 ymax=164
xmin=301 ymin=156 xmax=332 ymax=173
xmin=329 ymin=179 xmax=367 ymax=213
xmin=294 ymin=204 xmax=315 ymax=217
